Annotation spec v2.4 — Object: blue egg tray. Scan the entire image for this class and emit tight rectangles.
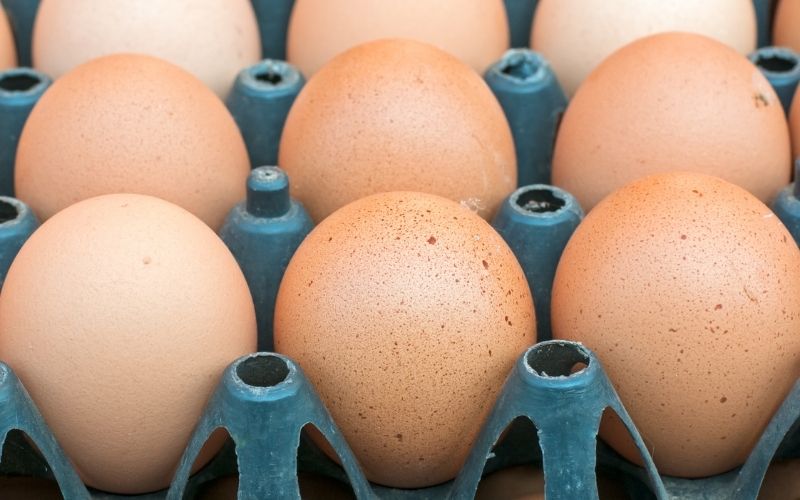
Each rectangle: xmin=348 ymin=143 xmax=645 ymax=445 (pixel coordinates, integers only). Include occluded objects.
xmin=0 ymin=0 xmax=798 ymax=498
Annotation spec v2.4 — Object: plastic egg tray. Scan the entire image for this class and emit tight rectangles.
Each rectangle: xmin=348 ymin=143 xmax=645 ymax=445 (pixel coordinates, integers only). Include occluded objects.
xmin=0 ymin=0 xmax=799 ymax=498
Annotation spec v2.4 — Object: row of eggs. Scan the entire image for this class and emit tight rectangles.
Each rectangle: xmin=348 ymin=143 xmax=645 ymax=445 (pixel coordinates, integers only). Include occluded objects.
xmin=0 ymin=0 xmax=798 ymax=497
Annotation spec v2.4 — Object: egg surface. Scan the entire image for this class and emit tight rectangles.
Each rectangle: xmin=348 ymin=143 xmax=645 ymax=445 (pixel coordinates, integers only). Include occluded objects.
xmin=552 ymin=32 xmax=790 ymax=212
xmin=15 ymin=53 xmax=249 ymax=230
xmin=531 ymin=0 xmax=756 ymax=96
xmin=274 ymin=191 xmax=536 ymax=488
xmin=790 ymin=85 xmax=800 ymax=157
xmin=774 ymin=0 xmax=800 ymax=55
xmin=0 ymin=194 xmax=257 ymax=493
xmin=279 ymin=39 xmax=517 ymax=223
xmin=551 ymin=172 xmax=800 ymax=477
xmin=0 ymin=7 xmax=16 ymax=69
xmin=287 ymin=0 xmax=508 ymax=77
xmin=32 ymin=0 xmax=260 ymax=97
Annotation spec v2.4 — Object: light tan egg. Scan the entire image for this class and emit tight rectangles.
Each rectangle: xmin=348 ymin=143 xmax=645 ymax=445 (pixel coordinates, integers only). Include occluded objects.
xmin=532 ymin=0 xmax=756 ymax=96
xmin=15 ymin=53 xmax=249 ymax=230
xmin=552 ymin=32 xmax=790 ymax=212
xmin=279 ymin=38 xmax=517 ymax=223
xmin=0 ymin=7 xmax=16 ymax=69
xmin=32 ymin=0 xmax=260 ymax=97
xmin=774 ymin=0 xmax=800 ymax=55
xmin=0 ymin=194 xmax=257 ymax=493
xmin=551 ymin=172 xmax=800 ymax=478
xmin=274 ymin=191 xmax=536 ymax=488
xmin=287 ymin=0 xmax=508 ymax=78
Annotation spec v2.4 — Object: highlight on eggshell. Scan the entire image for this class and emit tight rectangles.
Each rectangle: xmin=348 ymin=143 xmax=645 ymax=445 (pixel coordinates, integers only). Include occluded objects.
xmin=551 ymin=171 xmax=800 ymax=478
xmin=32 ymin=0 xmax=261 ymax=97
xmin=279 ymin=38 xmax=517 ymax=223
xmin=14 ymin=53 xmax=250 ymax=230
xmin=274 ymin=191 xmax=535 ymax=488
xmin=551 ymin=32 xmax=791 ymax=212
xmin=0 ymin=193 xmax=257 ymax=494
xmin=287 ymin=0 xmax=509 ymax=78
xmin=531 ymin=0 xmax=756 ymax=96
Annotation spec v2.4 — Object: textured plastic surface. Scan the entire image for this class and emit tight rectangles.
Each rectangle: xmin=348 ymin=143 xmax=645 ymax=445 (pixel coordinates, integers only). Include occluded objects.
xmin=0 ymin=68 xmax=50 ymax=196
xmin=492 ymin=185 xmax=583 ymax=342
xmin=753 ymin=0 xmax=774 ymax=48
xmin=485 ymin=50 xmax=566 ymax=187
xmin=0 ymin=362 xmax=90 ymax=499
xmin=504 ymin=0 xmax=538 ymax=48
xmin=772 ymin=160 xmax=800 ymax=244
xmin=167 ymin=353 xmax=373 ymax=500
xmin=0 ymin=0 xmax=39 ymax=66
xmin=226 ymin=60 xmax=305 ymax=169
xmin=0 ymin=196 xmax=37 ymax=286
xmin=749 ymin=46 xmax=800 ymax=114
xmin=220 ymin=166 xmax=313 ymax=352
xmin=251 ymin=0 xmax=295 ymax=61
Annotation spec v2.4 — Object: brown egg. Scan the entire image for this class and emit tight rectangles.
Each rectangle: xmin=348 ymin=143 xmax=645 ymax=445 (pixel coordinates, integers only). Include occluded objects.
xmin=196 ymin=474 xmax=355 ymax=500
xmin=287 ymin=0 xmax=508 ymax=78
xmin=0 ymin=194 xmax=257 ymax=494
xmin=0 ymin=477 xmax=63 ymax=500
xmin=774 ymin=0 xmax=800 ymax=55
xmin=0 ymin=7 xmax=16 ymax=69
xmin=32 ymin=0 xmax=261 ymax=97
xmin=551 ymin=172 xmax=800 ymax=478
xmin=532 ymin=0 xmax=756 ymax=96
xmin=475 ymin=465 xmax=628 ymax=500
xmin=274 ymin=191 xmax=535 ymax=488
xmin=551 ymin=32 xmax=791 ymax=212
xmin=279 ymin=39 xmax=517 ymax=223
xmin=758 ymin=459 xmax=800 ymax=500
xmin=15 ymin=53 xmax=249 ymax=230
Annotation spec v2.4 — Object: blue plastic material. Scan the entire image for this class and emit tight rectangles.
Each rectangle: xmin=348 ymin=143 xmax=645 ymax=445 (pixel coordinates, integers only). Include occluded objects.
xmin=492 ymin=185 xmax=583 ymax=342
xmin=0 ymin=68 xmax=51 ymax=196
xmin=167 ymin=353 xmax=374 ymax=500
xmin=0 ymin=0 xmax=39 ymax=67
xmin=504 ymin=0 xmax=538 ymax=48
xmin=749 ymin=46 xmax=800 ymax=114
xmin=0 ymin=196 xmax=38 ymax=287
xmin=220 ymin=167 xmax=313 ymax=352
xmin=451 ymin=341 xmax=669 ymax=500
xmin=485 ymin=50 xmax=567 ymax=187
xmin=250 ymin=0 xmax=295 ymax=61
xmin=753 ymin=0 xmax=774 ymax=48
xmin=772 ymin=160 xmax=800 ymax=244
xmin=226 ymin=60 xmax=305 ymax=169
xmin=0 ymin=362 xmax=91 ymax=499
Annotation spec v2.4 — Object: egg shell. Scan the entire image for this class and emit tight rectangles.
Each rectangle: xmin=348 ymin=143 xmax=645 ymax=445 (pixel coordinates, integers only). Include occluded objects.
xmin=274 ymin=191 xmax=536 ymax=488
xmin=279 ymin=38 xmax=517 ymax=223
xmin=531 ymin=0 xmax=756 ymax=96
xmin=757 ymin=459 xmax=800 ymax=499
xmin=551 ymin=172 xmax=800 ymax=477
xmin=474 ymin=465 xmax=627 ymax=500
xmin=552 ymin=32 xmax=791 ymax=212
xmin=0 ymin=7 xmax=16 ymax=69
xmin=14 ymin=53 xmax=250 ymax=230
xmin=32 ymin=0 xmax=261 ymax=97
xmin=0 ymin=194 xmax=257 ymax=493
xmin=774 ymin=0 xmax=800 ymax=55
xmin=287 ymin=0 xmax=508 ymax=78
xmin=196 ymin=473 xmax=355 ymax=500
xmin=791 ymin=84 xmax=800 ymax=157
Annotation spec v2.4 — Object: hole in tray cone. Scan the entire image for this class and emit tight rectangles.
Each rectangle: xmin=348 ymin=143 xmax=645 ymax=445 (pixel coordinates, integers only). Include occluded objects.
xmin=166 ymin=353 xmax=373 ymax=500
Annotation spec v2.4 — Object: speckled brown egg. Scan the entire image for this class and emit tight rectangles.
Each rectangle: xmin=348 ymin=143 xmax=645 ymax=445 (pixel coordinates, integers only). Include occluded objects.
xmin=551 ymin=32 xmax=791 ymax=212
xmin=33 ymin=0 xmax=261 ymax=97
xmin=551 ymin=172 xmax=800 ymax=478
xmin=774 ymin=0 xmax=800 ymax=55
xmin=274 ymin=191 xmax=536 ymax=488
xmin=15 ymin=53 xmax=249 ymax=230
xmin=0 ymin=7 xmax=16 ymax=69
xmin=287 ymin=0 xmax=508 ymax=78
xmin=0 ymin=194 xmax=257 ymax=494
xmin=532 ymin=0 xmax=756 ymax=96
xmin=279 ymin=38 xmax=517 ymax=223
